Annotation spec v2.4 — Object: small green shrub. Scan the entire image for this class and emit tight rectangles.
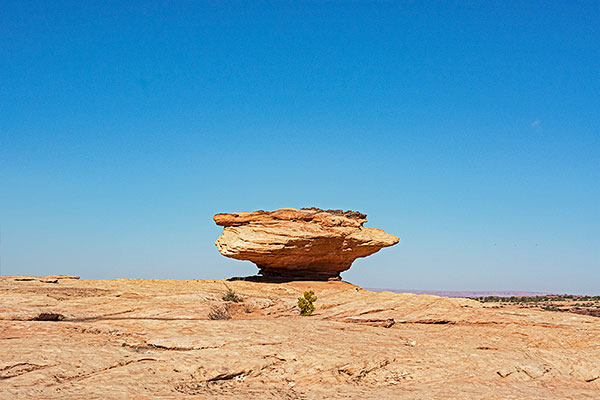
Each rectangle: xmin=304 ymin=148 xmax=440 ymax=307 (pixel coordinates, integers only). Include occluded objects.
xmin=541 ymin=305 xmax=560 ymax=312
xmin=298 ymin=290 xmax=317 ymax=316
xmin=222 ymin=287 xmax=243 ymax=303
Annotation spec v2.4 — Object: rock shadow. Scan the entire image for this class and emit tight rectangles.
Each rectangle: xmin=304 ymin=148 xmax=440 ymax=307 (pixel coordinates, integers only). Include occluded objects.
xmin=227 ymin=274 xmax=342 ymax=283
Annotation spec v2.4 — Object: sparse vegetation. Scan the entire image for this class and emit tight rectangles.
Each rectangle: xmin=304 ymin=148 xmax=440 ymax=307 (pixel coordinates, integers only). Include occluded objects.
xmin=471 ymin=295 xmax=600 ymax=303
xmin=298 ymin=290 xmax=317 ymax=316
xmin=470 ymin=294 xmax=600 ymax=317
xmin=222 ymin=285 xmax=244 ymax=303
xmin=542 ymin=305 xmax=561 ymax=312
xmin=208 ymin=305 xmax=231 ymax=320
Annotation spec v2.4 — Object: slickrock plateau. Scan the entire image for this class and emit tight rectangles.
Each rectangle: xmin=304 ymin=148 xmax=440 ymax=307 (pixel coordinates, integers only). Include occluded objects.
xmin=1 ymin=276 xmax=600 ymax=399
xmin=214 ymin=208 xmax=399 ymax=280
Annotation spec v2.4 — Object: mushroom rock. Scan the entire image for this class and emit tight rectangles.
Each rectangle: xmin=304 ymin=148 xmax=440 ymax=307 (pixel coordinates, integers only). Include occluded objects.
xmin=214 ymin=208 xmax=399 ymax=280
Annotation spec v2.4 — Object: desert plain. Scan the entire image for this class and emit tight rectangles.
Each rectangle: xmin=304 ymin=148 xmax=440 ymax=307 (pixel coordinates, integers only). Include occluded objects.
xmin=1 ymin=275 xmax=599 ymax=399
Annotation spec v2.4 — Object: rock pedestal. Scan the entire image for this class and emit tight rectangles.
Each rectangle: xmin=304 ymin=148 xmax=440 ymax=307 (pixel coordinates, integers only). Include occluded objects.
xmin=214 ymin=208 xmax=399 ymax=280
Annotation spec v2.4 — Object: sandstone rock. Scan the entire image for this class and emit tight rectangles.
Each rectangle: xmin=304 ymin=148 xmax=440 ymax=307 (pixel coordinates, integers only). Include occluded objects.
xmin=214 ymin=208 xmax=399 ymax=280
xmin=1 ymin=278 xmax=599 ymax=399
xmin=1 ymin=275 xmax=80 ymax=282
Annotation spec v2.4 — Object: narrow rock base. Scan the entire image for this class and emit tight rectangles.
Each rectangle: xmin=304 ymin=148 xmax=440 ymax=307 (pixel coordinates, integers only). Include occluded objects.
xmin=258 ymin=266 xmax=342 ymax=281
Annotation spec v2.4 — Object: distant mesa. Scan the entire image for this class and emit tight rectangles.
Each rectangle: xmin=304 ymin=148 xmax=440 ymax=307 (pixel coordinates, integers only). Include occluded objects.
xmin=214 ymin=207 xmax=399 ymax=281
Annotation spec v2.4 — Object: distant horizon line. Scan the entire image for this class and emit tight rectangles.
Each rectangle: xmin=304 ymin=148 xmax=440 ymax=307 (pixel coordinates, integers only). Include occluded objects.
xmin=366 ymin=288 xmax=600 ymax=297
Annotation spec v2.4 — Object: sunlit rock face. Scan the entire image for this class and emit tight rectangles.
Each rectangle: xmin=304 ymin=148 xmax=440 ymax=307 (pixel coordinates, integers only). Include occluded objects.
xmin=214 ymin=207 xmax=399 ymax=280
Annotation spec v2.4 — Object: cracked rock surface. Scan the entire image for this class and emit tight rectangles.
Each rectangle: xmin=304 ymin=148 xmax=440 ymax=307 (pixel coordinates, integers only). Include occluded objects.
xmin=1 ymin=276 xmax=600 ymax=399
xmin=214 ymin=208 xmax=399 ymax=280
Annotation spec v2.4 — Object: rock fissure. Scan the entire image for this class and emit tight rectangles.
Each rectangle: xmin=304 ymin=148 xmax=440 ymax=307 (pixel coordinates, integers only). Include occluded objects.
xmin=207 ymin=370 xmax=249 ymax=382
xmin=0 ymin=363 xmax=49 ymax=380
xmin=51 ymin=358 xmax=159 ymax=384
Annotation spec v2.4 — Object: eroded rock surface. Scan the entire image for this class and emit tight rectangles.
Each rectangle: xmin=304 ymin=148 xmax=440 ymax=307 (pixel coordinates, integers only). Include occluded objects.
xmin=1 ymin=277 xmax=599 ymax=399
xmin=214 ymin=208 xmax=399 ymax=280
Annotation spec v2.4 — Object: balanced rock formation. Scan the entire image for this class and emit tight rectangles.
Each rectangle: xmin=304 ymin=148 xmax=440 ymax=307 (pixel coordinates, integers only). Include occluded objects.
xmin=214 ymin=207 xmax=399 ymax=280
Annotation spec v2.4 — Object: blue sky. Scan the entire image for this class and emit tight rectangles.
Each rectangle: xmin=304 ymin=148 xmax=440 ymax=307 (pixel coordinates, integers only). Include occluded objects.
xmin=1 ymin=1 xmax=598 ymax=293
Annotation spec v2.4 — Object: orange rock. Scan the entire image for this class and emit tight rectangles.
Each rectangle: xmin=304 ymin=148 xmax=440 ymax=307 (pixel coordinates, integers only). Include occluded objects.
xmin=1 ymin=278 xmax=599 ymax=399
xmin=214 ymin=208 xmax=399 ymax=280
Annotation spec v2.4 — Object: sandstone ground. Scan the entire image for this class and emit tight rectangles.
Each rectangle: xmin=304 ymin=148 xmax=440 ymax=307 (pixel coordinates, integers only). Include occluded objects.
xmin=1 ymin=276 xmax=599 ymax=399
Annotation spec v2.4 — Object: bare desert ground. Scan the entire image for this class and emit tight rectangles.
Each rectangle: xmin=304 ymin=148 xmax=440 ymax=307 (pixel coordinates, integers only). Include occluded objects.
xmin=1 ymin=276 xmax=599 ymax=399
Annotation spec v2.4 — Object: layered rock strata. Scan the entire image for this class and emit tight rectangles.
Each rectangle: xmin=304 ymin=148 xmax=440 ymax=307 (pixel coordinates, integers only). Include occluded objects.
xmin=3 ymin=278 xmax=600 ymax=399
xmin=214 ymin=207 xmax=399 ymax=280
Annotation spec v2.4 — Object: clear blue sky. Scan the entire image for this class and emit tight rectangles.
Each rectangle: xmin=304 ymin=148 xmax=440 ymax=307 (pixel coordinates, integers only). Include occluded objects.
xmin=1 ymin=1 xmax=598 ymax=293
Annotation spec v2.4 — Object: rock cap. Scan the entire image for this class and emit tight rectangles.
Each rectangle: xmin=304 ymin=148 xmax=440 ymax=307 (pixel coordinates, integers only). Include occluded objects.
xmin=214 ymin=207 xmax=398 ymax=280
